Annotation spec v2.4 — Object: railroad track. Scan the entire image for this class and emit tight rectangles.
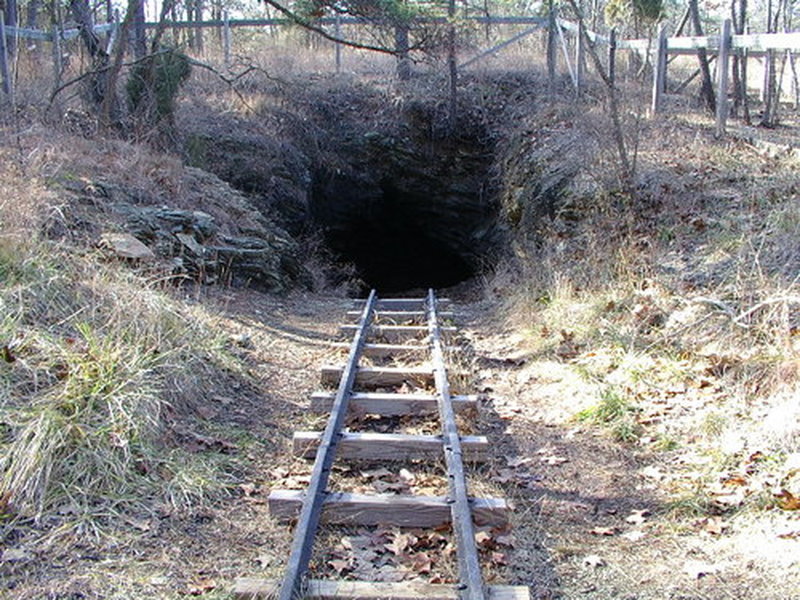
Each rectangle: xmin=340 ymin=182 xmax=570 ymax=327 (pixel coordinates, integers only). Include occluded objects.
xmin=234 ymin=291 xmax=529 ymax=600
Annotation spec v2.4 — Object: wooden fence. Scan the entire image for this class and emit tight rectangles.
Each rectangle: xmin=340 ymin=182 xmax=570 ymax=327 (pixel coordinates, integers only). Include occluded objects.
xmin=1 ymin=12 xmax=798 ymax=135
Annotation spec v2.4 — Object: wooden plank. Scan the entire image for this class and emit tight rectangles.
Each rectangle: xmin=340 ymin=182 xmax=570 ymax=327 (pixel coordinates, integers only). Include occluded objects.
xmin=0 ymin=13 xmax=12 ymax=98
xmin=340 ymin=324 xmax=457 ymax=342
xmin=293 ymin=431 xmax=489 ymax=461
xmin=651 ymin=24 xmax=668 ymax=114
xmin=233 ymin=578 xmax=530 ymax=600
xmin=321 ymin=365 xmax=433 ymax=387
xmin=353 ymin=298 xmax=451 ymax=311
xmin=732 ymin=32 xmax=800 ymax=52
xmin=268 ymin=490 xmax=509 ymax=528
xmin=345 ymin=310 xmax=455 ymax=320
xmin=309 ymin=391 xmax=479 ymax=416
xmin=332 ymin=342 xmax=429 ymax=359
xmin=276 ymin=291 xmax=377 ymax=600
xmin=426 ymin=289 xmax=484 ymax=599
xmin=459 ymin=24 xmax=544 ymax=69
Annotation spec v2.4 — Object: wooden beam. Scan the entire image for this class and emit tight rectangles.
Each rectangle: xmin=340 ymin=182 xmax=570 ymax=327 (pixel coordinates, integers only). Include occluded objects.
xmin=293 ymin=431 xmax=489 ymax=461
xmin=651 ymin=24 xmax=668 ymax=114
xmin=321 ymin=365 xmax=434 ymax=387
xmin=345 ymin=310 xmax=455 ymax=320
xmin=459 ymin=24 xmax=544 ymax=69
xmin=353 ymin=298 xmax=451 ymax=311
xmin=233 ymin=579 xmax=531 ymax=600
xmin=309 ymin=391 xmax=479 ymax=417
xmin=339 ymin=324 xmax=457 ymax=341
xmin=268 ymin=490 xmax=509 ymax=528
xmin=331 ymin=342 xmax=429 ymax=359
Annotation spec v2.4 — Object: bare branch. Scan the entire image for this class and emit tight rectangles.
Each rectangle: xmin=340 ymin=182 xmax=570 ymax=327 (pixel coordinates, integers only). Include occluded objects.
xmin=261 ymin=0 xmax=409 ymax=55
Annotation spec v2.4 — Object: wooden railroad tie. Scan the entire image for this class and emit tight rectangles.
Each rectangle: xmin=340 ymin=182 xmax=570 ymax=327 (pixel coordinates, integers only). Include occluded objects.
xmin=235 ymin=292 xmax=529 ymax=600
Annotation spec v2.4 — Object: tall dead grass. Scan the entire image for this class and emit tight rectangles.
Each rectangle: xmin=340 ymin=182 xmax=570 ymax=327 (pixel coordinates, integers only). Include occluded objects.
xmin=0 ymin=231 xmax=243 ymax=531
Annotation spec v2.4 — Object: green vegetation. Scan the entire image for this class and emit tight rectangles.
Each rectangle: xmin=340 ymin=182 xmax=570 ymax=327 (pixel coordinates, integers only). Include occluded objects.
xmin=0 ymin=233 xmax=241 ymax=530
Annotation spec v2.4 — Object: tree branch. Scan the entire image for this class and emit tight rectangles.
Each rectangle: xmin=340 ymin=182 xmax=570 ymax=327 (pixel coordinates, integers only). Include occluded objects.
xmin=261 ymin=0 xmax=411 ymax=55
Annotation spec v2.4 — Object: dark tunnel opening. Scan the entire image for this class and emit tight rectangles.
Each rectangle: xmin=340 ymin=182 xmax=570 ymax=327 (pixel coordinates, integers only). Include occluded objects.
xmin=313 ymin=179 xmax=479 ymax=293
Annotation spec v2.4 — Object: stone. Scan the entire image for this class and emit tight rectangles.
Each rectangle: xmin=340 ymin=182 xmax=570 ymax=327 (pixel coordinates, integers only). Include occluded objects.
xmin=100 ymin=233 xmax=155 ymax=260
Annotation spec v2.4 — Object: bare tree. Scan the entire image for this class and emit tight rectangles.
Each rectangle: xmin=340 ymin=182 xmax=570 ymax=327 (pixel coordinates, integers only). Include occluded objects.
xmin=4 ymin=0 xmax=18 ymax=56
xmin=69 ymin=0 xmax=112 ymax=107
xmin=731 ymin=0 xmax=751 ymax=122
xmin=689 ymin=0 xmax=716 ymax=113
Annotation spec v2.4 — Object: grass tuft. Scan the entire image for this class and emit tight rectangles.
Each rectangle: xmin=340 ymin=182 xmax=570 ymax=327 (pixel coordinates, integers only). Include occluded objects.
xmin=0 ymin=233 xmax=244 ymax=532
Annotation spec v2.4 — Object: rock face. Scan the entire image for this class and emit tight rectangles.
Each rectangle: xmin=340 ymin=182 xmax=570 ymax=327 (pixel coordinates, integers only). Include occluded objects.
xmin=182 ymin=115 xmax=312 ymax=235
xmin=63 ymin=167 xmax=306 ymax=293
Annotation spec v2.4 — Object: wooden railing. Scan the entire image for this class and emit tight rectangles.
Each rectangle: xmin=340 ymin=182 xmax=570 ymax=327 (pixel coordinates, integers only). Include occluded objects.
xmin=1 ymin=12 xmax=798 ymax=134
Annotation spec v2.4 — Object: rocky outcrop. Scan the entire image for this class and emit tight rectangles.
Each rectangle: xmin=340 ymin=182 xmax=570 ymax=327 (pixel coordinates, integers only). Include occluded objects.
xmin=59 ymin=166 xmax=307 ymax=293
xmin=181 ymin=114 xmax=312 ymax=235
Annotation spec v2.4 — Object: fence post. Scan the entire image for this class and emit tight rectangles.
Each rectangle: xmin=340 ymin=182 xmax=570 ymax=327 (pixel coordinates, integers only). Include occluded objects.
xmin=51 ymin=25 xmax=63 ymax=90
xmin=547 ymin=4 xmax=556 ymax=91
xmin=395 ymin=24 xmax=410 ymax=80
xmin=574 ymin=21 xmax=585 ymax=96
xmin=650 ymin=24 xmax=667 ymax=114
xmin=334 ymin=13 xmax=342 ymax=73
xmin=0 ymin=12 xmax=12 ymax=97
xmin=608 ymin=28 xmax=616 ymax=87
xmin=223 ymin=10 xmax=231 ymax=70
xmin=716 ymin=18 xmax=732 ymax=136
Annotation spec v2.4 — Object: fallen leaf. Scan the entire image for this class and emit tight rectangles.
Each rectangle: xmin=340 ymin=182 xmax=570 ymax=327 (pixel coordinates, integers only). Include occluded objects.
xmin=776 ymin=489 xmax=800 ymax=510
xmin=700 ymin=516 xmax=727 ymax=535
xmin=385 ymin=532 xmax=416 ymax=556
xmin=583 ymin=554 xmax=605 ymax=568
xmin=621 ymin=530 xmax=645 ymax=542
xmin=328 ymin=559 xmax=350 ymax=575
xmin=408 ymin=552 xmax=433 ymax=574
xmin=722 ymin=475 xmax=747 ymax=487
xmin=490 ymin=551 xmax=507 ymax=566
xmin=683 ymin=560 xmax=721 ymax=579
xmin=589 ymin=526 xmax=616 ymax=536
xmin=475 ymin=530 xmax=493 ymax=548
xmin=240 ymin=483 xmax=260 ymax=496
xmin=625 ymin=509 xmax=651 ymax=525
xmin=186 ymin=578 xmax=216 ymax=596
xmin=495 ymin=534 xmax=515 ymax=548
xmin=1 ymin=345 xmax=15 ymax=363
xmin=540 ymin=455 xmax=568 ymax=466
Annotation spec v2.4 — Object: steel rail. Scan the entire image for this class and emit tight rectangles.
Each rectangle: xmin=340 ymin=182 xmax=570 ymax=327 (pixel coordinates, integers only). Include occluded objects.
xmin=277 ymin=290 xmax=377 ymax=600
xmin=426 ymin=289 xmax=485 ymax=600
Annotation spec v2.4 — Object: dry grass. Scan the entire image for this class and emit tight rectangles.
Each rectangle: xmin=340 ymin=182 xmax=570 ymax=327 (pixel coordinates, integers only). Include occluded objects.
xmin=0 ymin=231 xmax=243 ymax=529
xmin=475 ymin=97 xmax=800 ymax=597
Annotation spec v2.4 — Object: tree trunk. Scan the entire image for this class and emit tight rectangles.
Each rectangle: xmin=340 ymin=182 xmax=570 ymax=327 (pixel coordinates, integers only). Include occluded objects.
xmin=730 ymin=0 xmax=750 ymax=123
xmin=760 ymin=0 xmax=779 ymax=126
xmin=27 ymin=0 xmax=40 ymax=28
xmin=447 ymin=0 xmax=457 ymax=133
xmin=133 ymin=0 xmax=146 ymax=58
xmin=195 ymin=0 xmax=204 ymax=53
xmin=5 ymin=0 xmax=17 ymax=56
xmin=69 ymin=0 xmax=115 ymax=114
xmin=689 ymin=0 xmax=716 ymax=113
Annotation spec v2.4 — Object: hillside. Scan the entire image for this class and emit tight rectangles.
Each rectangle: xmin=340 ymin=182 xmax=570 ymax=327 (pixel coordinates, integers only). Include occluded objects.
xmin=1 ymin=62 xmax=799 ymax=600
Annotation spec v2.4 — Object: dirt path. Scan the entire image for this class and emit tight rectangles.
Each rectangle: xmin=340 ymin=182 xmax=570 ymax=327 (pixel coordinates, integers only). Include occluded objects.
xmin=4 ymin=289 xmax=797 ymax=599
